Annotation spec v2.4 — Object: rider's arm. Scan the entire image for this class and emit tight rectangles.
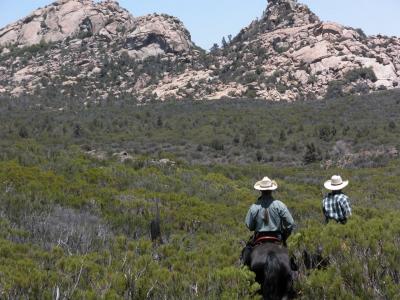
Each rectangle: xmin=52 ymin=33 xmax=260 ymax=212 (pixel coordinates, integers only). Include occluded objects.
xmin=277 ymin=201 xmax=295 ymax=233
xmin=245 ymin=205 xmax=257 ymax=231
xmin=339 ymin=195 xmax=352 ymax=218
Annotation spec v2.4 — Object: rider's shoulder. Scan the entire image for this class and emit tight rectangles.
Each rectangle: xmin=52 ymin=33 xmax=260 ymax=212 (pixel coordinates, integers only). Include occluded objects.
xmin=337 ymin=192 xmax=349 ymax=200
xmin=269 ymin=200 xmax=288 ymax=211
xmin=248 ymin=204 xmax=261 ymax=215
xmin=272 ymin=199 xmax=286 ymax=207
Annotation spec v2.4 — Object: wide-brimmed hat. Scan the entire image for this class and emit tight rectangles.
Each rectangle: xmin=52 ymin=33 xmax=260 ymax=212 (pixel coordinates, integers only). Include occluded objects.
xmin=324 ymin=175 xmax=349 ymax=191
xmin=254 ymin=176 xmax=278 ymax=191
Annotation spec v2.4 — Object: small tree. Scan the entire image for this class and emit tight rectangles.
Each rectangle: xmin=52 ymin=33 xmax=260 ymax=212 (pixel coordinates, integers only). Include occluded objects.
xmin=279 ymin=130 xmax=287 ymax=142
xmin=157 ymin=116 xmax=163 ymax=127
xmin=210 ymin=43 xmax=219 ymax=53
xmin=256 ymin=151 xmax=263 ymax=162
xmin=221 ymin=37 xmax=228 ymax=48
xmin=210 ymin=139 xmax=224 ymax=151
xmin=326 ymin=80 xmax=345 ymax=99
xmin=18 ymin=126 xmax=29 ymax=138
xmin=388 ymin=120 xmax=396 ymax=130
xmin=318 ymin=125 xmax=336 ymax=142
xmin=73 ymin=124 xmax=82 ymax=138
xmin=304 ymin=143 xmax=322 ymax=164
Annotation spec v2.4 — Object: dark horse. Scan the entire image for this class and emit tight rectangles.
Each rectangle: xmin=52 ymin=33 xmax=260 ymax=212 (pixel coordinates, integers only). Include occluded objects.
xmin=248 ymin=242 xmax=295 ymax=300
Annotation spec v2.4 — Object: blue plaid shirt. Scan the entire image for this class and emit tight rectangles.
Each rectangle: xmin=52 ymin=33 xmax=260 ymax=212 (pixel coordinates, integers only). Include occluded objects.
xmin=322 ymin=191 xmax=352 ymax=223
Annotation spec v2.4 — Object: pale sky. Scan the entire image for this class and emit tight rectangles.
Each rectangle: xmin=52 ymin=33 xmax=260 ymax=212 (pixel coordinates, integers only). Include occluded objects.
xmin=0 ymin=0 xmax=399 ymax=50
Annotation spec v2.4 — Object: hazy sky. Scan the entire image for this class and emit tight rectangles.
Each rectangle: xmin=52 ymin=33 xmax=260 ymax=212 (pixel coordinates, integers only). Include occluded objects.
xmin=1 ymin=0 xmax=399 ymax=50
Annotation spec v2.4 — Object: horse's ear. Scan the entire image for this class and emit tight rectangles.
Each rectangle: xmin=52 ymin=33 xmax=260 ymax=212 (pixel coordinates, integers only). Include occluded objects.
xmin=150 ymin=199 xmax=163 ymax=244
xmin=290 ymin=256 xmax=299 ymax=271
xmin=303 ymin=250 xmax=312 ymax=270
xmin=150 ymin=219 xmax=161 ymax=242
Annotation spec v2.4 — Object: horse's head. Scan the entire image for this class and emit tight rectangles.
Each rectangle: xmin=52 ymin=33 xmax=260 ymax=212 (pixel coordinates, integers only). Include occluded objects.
xmin=303 ymin=247 xmax=330 ymax=270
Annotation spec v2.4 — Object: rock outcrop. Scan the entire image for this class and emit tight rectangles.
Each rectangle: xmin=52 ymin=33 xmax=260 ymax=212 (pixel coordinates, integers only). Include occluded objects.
xmin=263 ymin=0 xmax=320 ymax=30
xmin=0 ymin=0 xmax=134 ymax=46
xmin=197 ymin=0 xmax=400 ymax=100
xmin=124 ymin=14 xmax=194 ymax=59
xmin=0 ymin=0 xmax=194 ymax=60
xmin=0 ymin=0 xmax=399 ymax=101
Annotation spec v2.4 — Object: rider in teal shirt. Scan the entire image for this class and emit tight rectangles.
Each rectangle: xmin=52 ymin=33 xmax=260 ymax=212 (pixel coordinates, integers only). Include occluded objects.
xmin=242 ymin=176 xmax=295 ymax=265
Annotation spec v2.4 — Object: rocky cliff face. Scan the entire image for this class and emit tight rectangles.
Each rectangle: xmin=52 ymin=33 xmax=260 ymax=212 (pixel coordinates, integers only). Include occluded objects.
xmin=0 ymin=0 xmax=399 ymax=101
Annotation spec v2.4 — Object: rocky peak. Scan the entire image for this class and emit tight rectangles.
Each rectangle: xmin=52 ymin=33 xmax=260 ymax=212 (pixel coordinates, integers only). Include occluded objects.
xmin=0 ymin=0 xmax=195 ymax=60
xmin=53 ymin=0 xmax=92 ymax=4
xmin=263 ymin=0 xmax=320 ymax=30
xmin=0 ymin=0 xmax=134 ymax=47
xmin=124 ymin=14 xmax=194 ymax=59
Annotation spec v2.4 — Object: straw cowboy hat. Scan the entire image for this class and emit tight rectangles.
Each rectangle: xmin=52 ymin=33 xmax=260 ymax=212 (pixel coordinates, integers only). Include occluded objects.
xmin=254 ymin=176 xmax=278 ymax=191
xmin=324 ymin=175 xmax=349 ymax=191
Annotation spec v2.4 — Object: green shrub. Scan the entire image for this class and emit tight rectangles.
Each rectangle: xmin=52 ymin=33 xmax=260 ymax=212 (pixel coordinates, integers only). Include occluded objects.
xmin=326 ymin=80 xmax=345 ymax=98
xmin=345 ymin=67 xmax=377 ymax=83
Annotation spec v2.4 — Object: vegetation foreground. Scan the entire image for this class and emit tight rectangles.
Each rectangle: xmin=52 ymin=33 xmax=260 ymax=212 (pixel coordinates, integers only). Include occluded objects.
xmin=0 ymin=92 xmax=400 ymax=299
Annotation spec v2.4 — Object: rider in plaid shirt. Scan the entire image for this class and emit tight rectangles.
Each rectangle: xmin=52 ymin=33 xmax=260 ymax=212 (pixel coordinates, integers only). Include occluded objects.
xmin=323 ymin=192 xmax=352 ymax=224
xmin=323 ymin=175 xmax=352 ymax=224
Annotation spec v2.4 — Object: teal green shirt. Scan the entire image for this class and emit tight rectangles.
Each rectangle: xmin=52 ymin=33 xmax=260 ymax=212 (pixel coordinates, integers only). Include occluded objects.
xmin=245 ymin=195 xmax=295 ymax=233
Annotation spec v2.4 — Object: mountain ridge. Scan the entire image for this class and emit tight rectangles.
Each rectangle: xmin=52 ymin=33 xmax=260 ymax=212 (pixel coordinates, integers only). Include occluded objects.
xmin=0 ymin=0 xmax=399 ymax=101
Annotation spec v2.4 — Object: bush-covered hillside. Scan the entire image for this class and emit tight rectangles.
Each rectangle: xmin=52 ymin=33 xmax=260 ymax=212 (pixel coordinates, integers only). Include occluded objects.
xmin=0 ymin=91 xmax=399 ymax=299
xmin=1 ymin=89 xmax=400 ymax=166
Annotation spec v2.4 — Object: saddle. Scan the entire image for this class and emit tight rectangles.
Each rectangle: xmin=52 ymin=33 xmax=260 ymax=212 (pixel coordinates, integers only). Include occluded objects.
xmin=241 ymin=233 xmax=283 ymax=266
xmin=252 ymin=234 xmax=282 ymax=246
